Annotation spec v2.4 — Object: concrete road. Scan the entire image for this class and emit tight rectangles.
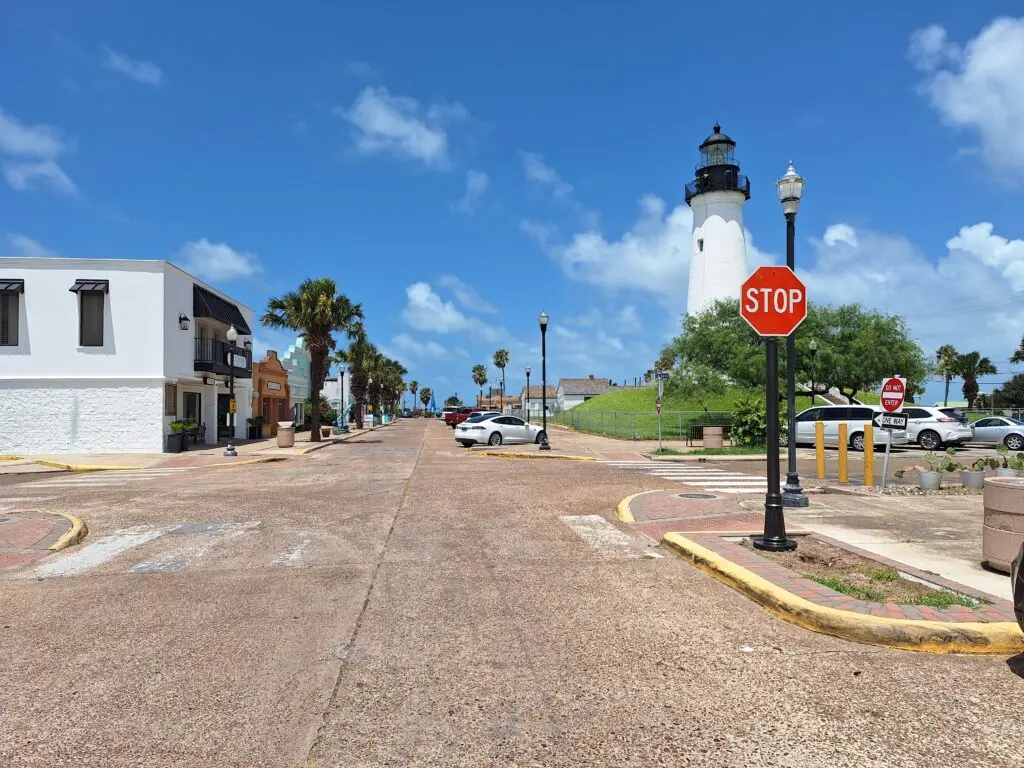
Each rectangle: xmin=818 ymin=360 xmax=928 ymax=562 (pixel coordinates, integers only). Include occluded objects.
xmin=1 ymin=419 xmax=1021 ymax=767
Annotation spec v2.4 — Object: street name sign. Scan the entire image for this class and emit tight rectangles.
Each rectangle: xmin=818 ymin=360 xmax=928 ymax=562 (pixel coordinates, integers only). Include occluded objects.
xmin=880 ymin=377 xmax=907 ymax=413
xmin=740 ymin=266 xmax=808 ymax=337
xmin=655 ymin=371 xmax=670 ymax=380
xmin=873 ymin=411 xmax=908 ymax=431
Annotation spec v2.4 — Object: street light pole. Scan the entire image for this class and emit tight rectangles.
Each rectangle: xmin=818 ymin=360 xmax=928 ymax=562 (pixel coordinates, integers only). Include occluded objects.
xmin=809 ymin=339 xmax=817 ymax=403
xmin=525 ymin=366 xmax=531 ymax=424
xmin=224 ymin=324 xmax=239 ymax=457
xmin=778 ymin=162 xmax=808 ymax=508
xmin=539 ymin=312 xmax=551 ymax=450
xmin=754 ymin=337 xmax=796 ymax=551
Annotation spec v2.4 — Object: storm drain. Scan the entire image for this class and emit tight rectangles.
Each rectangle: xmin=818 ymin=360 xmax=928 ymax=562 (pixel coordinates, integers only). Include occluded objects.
xmin=676 ymin=493 xmax=716 ymax=500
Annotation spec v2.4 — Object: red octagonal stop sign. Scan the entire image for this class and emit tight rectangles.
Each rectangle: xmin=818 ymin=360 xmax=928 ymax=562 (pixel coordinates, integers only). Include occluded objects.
xmin=740 ymin=266 xmax=808 ymax=337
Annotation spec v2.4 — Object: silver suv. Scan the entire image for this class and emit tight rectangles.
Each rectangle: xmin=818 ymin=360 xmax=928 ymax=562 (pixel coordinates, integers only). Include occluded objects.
xmin=902 ymin=406 xmax=974 ymax=450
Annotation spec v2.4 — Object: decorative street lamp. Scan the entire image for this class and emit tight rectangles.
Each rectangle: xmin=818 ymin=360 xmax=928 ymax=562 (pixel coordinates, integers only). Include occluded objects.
xmin=224 ymin=324 xmax=240 ymax=456
xmin=178 ymin=313 xmax=191 ymax=331
xmin=525 ymin=366 xmax=531 ymax=424
xmin=778 ymin=161 xmax=808 ymax=508
xmin=538 ymin=312 xmax=551 ymax=450
xmin=809 ymin=339 xmax=818 ymax=402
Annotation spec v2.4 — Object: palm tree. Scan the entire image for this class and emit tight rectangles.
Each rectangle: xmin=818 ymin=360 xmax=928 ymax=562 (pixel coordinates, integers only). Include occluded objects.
xmin=957 ymin=351 xmax=997 ymax=409
xmin=262 ymin=278 xmax=362 ymax=441
xmin=935 ymin=344 xmax=959 ymax=407
xmin=408 ymin=380 xmax=419 ymax=412
xmin=333 ymin=322 xmax=375 ymax=429
xmin=493 ymin=348 xmax=510 ymax=407
xmin=471 ymin=364 xmax=488 ymax=406
xmin=419 ymin=387 xmax=432 ymax=411
xmin=1011 ymin=336 xmax=1024 ymax=365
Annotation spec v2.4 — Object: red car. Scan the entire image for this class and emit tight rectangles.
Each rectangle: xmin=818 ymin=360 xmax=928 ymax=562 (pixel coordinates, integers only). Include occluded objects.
xmin=445 ymin=407 xmax=498 ymax=428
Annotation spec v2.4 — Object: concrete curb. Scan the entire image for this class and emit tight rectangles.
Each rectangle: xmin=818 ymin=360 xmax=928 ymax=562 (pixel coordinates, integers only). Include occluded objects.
xmin=661 ymin=532 xmax=1024 ymax=655
xmin=34 ymin=460 xmax=147 ymax=472
xmin=205 ymin=456 xmax=288 ymax=468
xmin=470 ymin=451 xmax=597 ymax=462
xmin=49 ymin=512 xmax=88 ymax=551
xmin=649 ymin=454 xmax=768 ymax=462
xmin=0 ymin=455 xmax=24 ymax=461
xmin=615 ymin=489 xmax=670 ymax=523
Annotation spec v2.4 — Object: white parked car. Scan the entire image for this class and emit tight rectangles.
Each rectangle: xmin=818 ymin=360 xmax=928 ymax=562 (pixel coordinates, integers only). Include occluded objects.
xmin=969 ymin=416 xmax=1024 ymax=450
xmin=454 ymin=414 xmax=547 ymax=447
xmin=901 ymin=406 xmax=975 ymax=450
xmin=790 ymin=405 xmax=909 ymax=451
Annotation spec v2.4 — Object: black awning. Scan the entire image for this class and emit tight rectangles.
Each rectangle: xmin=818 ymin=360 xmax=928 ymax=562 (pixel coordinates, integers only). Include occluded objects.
xmin=69 ymin=279 xmax=109 ymax=293
xmin=0 ymin=279 xmax=24 ymax=293
xmin=193 ymin=284 xmax=252 ymax=335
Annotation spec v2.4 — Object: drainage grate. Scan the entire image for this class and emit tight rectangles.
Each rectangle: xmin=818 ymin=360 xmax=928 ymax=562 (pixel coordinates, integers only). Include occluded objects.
xmin=677 ymin=493 xmax=716 ymax=500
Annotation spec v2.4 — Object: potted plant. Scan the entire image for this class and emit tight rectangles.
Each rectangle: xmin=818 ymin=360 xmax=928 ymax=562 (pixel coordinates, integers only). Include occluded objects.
xmin=961 ymin=457 xmax=992 ymax=490
xmin=246 ymin=416 xmax=264 ymax=440
xmin=995 ymin=444 xmax=1024 ymax=477
xmin=897 ymin=451 xmax=953 ymax=490
xmin=167 ymin=420 xmax=195 ymax=453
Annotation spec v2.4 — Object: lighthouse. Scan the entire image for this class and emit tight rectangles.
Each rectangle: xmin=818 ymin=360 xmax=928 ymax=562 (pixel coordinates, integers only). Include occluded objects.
xmin=684 ymin=124 xmax=751 ymax=315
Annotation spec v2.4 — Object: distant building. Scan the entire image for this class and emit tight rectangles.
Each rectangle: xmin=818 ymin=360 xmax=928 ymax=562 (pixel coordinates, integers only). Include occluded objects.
xmin=252 ymin=350 xmax=291 ymax=436
xmin=280 ymin=338 xmax=310 ymax=425
xmin=556 ymin=374 xmax=614 ymax=411
xmin=519 ymin=385 xmax=557 ymax=418
xmin=321 ymin=372 xmax=350 ymax=419
xmin=477 ymin=387 xmax=520 ymax=412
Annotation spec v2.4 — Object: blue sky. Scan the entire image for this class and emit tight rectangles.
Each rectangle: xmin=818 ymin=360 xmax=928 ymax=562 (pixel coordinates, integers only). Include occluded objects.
xmin=3 ymin=2 xmax=1024 ymax=406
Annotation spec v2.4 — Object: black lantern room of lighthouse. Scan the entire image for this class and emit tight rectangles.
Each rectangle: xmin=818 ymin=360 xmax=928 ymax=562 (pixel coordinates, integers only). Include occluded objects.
xmin=684 ymin=123 xmax=752 ymax=205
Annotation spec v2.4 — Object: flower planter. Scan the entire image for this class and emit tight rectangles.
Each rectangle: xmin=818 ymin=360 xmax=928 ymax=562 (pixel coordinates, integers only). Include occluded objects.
xmin=996 ymin=468 xmax=1021 ymax=478
xmin=961 ymin=470 xmax=985 ymax=490
xmin=320 ymin=426 xmax=332 ymax=439
xmin=166 ymin=432 xmax=185 ymax=453
xmin=983 ymin=476 xmax=1024 ymax=573
xmin=247 ymin=426 xmax=261 ymax=439
xmin=918 ymin=471 xmax=941 ymax=490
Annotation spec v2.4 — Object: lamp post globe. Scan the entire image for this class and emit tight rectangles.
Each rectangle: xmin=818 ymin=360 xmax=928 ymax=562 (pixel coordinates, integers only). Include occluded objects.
xmin=538 ymin=312 xmax=551 ymax=450
xmin=778 ymin=162 xmax=807 ymax=508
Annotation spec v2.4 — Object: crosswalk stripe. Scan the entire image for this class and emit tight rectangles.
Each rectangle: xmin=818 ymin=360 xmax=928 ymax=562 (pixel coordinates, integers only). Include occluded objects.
xmin=35 ymin=527 xmax=164 ymax=577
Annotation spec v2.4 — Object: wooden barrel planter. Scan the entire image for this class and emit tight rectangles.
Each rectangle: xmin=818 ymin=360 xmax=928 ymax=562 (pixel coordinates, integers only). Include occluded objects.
xmin=983 ymin=476 xmax=1024 ymax=573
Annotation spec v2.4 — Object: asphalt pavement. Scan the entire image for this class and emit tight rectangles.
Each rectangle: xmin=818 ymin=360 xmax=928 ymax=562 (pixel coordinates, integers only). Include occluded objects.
xmin=0 ymin=419 xmax=1021 ymax=767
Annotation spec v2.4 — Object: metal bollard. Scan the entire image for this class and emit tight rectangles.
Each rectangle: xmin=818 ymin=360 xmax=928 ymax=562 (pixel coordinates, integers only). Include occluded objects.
xmin=838 ymin=423 xmax=848 ymax=483
xmin=815 ymin=421 xmax=825 ymax=479
xmin=863 ymin=424 xmax=874 ymax=486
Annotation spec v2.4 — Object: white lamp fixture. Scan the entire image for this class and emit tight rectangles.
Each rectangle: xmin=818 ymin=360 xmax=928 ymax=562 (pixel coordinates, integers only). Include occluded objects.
xmin=777 ymin=161 xmax=805 ymax=216
xmin=226 ymin=324 xmax=239 ymax=344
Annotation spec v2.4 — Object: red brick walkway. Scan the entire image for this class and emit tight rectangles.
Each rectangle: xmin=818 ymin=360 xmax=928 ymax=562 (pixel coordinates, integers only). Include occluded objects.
xmin=626 ymin=490 xmax=1017 ymax=625
xmin=0 ymin=512 xmax=71 ymax=571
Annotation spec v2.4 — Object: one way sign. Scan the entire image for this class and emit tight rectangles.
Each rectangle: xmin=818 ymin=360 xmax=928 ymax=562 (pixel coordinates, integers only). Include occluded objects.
xmin=873 ymin=412 xmax=908 ymax=431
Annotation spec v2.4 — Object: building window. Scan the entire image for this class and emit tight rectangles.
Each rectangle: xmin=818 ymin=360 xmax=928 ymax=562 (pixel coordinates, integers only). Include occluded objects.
xmin=697 ymin=238 xmax=704 ymax=252
xmin=80 ymin=291 xmax=104 ymax=346
xmin=0 ymin=292 xmax=18 ymax=346
xmin=164 ymin=384 xmax=178 ymax=416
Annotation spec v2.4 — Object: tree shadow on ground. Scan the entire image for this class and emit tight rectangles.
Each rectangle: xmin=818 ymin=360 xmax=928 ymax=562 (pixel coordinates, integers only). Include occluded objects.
xmin=1006 ymin=653 xmax=1024 ymax=680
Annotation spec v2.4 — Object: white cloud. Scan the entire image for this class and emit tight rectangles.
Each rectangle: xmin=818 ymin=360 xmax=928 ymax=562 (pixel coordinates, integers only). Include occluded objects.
xmin=0 ymin=108 xmax=76 ymax=195
xmin=101 ymin=47 xmax=164 ymax=86
xmin=3 ymin=160 xmax=77 ymax=194
xmin=909 ymin=17 xmax=1024 ymax=175
xmin=451 ymin=169 xmax=489 ymax=213
xmin=823 ymin=223 xmax=859 ymax=248
xmin=616 ymin=305 xmax=643 ymax=334
xmin=175 ymin=238 xmax=260 ymax=281
xmin=337 ymin=86 xmax=469 ymax=167
xmin=520 ymin=151 xmax=573 ymax=197
xmin=553 ymin=326 xmax=579 ymax=339
xmin=400 ymin=281 xmax=502 ymax=342
xmin=564 ymin=308 xmax=601 ymax=327
xmin=519 ymin=219 xmax=558 ymax=246
xmin=346 ymin=61 xmax=377 ymax=78
xmin=391 ymin=333 xmax=450 ymax=360
xmin=6 ymin=233 xmax=58 ymax=256
xmin=946 ymin=223 xmax=1024 ymax=289
xmin=438 ymin=274 xmax=497 ymax=314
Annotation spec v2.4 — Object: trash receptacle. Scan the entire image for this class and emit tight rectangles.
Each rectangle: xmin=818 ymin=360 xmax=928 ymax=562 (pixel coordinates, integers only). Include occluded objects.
xmin=277 ymin=421 xmax=295 ymax=448
xmin=704 ymin=425 xmax=724 ymax=449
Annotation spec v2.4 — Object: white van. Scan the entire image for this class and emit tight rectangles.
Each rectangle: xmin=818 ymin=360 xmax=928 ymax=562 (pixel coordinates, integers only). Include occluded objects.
xmin=790 ymin=405 xmax=910 ymax=451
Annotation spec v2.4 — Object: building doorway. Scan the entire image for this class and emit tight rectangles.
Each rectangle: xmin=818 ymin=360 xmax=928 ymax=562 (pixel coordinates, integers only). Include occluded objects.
xmin=217 ymin=393 xmax=232 ymax=440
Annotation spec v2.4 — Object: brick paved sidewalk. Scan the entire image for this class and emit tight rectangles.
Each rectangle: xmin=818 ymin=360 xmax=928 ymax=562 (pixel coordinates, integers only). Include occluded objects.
xmin=624 ymin=489 xmax=1017 ymax=626
xmin=0 ymin=512 xmax=72 ymax=571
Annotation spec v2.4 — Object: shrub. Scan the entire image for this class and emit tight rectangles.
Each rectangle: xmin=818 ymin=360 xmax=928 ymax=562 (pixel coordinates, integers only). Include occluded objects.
xmin=730 ymin=397 xmax=786 ymax=447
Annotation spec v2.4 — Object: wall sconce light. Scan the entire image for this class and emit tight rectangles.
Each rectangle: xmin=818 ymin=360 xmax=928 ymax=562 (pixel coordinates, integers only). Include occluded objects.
xmin=178 ymin=313 xmax=191 ymax=331
xmin=243 ymin=338 xmax=253 ymax=351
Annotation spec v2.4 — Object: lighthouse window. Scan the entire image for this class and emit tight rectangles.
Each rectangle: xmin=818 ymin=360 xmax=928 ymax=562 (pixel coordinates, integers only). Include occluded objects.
xmin=697 ymin=238 xmax=704 ymax=252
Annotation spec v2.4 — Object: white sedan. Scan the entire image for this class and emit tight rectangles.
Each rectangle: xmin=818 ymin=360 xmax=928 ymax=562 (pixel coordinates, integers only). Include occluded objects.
xmin=454 ymin=414 xmax=547 ymax=447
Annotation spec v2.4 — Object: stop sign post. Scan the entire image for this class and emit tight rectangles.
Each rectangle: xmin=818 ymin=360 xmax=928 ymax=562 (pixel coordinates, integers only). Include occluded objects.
xmin=740 ymin=266 xmax=808 ymax=553
xmin=881 ymin=377 xmax=906 ymax=413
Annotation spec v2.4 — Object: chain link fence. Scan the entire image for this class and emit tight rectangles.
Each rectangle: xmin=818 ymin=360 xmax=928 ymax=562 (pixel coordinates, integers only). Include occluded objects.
xmin=518 ymin=409 xmax=734 ymax=442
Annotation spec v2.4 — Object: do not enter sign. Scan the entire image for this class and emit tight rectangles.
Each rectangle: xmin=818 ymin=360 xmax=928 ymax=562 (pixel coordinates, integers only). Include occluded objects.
xmin=740 ymin=266 xmax=808 ymax=337
xmin=881 ymin=377 xmax=906 ymax=413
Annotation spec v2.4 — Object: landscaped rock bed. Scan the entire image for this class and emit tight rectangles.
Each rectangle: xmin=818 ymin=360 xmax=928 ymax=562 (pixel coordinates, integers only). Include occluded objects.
xmin=739 ymin=535 xmax=985 ymax=607
xmin=858 ymin=484 xmax=983 ymax=497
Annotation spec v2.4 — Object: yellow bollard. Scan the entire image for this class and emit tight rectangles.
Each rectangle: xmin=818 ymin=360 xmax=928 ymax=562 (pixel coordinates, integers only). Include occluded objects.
xmin=863 ymin=424 xmax=874 ymax=487
xmin=838 ymin=423 xmax=848 ymax=483
xmin=815 ymin=421 xmax=825 ymax=479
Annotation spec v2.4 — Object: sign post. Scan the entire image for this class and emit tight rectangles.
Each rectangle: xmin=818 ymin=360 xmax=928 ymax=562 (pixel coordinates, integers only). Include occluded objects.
xmin=655 ymin=371 xmax=669 ymax=452
xmin=876 ymin=377 xmax=907 ymax=489
xmin=741 ymin=266 xmax=808 ymax=552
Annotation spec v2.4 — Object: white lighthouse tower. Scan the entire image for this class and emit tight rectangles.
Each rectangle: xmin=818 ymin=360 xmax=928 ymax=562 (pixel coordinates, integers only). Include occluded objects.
xmin=685 ymin=124 xmax=751 ymax=315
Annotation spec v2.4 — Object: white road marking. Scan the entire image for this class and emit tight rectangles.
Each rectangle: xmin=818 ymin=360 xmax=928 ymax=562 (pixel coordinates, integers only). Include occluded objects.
xmin=131 ymin=521 xmax=260 ymax=573
xmin=560 ymin=514 xmax=640 ymax=557
xmin=35 ymin=527 xmax=164 ymax=578
xmin=272 ymin=534 xmax=312 ymax=566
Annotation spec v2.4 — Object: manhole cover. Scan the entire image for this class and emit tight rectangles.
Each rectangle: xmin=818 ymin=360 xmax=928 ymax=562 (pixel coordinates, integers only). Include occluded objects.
xmin=677 ymin=493 xmax=716 ymax=500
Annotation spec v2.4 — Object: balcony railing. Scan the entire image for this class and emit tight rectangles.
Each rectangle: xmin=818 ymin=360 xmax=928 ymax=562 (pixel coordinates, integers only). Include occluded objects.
xmin=194 ymin=338 xmax=252 ymax=378
xmin=685 ymin=170 xmax=751 ymax=204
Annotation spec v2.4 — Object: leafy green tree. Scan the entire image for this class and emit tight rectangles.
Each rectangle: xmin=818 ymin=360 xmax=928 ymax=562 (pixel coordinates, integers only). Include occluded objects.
xmin=444 ymin=395 xmax=462 ymax=407
xmin=956 ymin=351 xmax=997 ymax=409
xmin=993 ymin=374 xmax=1024 ymax=407
xmin=1011 ymin=337 xmax=1024 ymax=365
xmin=471 ymin=364 xmax=488 ymax=404
xmin=935 ymin=344 xmax=959 ymax=407
xmin=654 ymin=346 xmax=678 ymax=374
xmin=262 ymin=278 xmax=363 ymax=441
xmin=666 ymin=362 xmax=728 ymax=411
xmin=334 ymin=323 xmax=376 ymax=429
xmin=492 ymin=349 xmax=510 ymax=403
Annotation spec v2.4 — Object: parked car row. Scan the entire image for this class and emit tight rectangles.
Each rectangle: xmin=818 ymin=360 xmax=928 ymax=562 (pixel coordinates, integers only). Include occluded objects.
xmin=787 ymin=404 xmax=1024 ymax=451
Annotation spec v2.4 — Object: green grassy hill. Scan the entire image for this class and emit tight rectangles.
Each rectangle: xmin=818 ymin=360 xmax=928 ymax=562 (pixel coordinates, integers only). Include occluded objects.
xmin=571 ymin=385 xmax=751 ymax=413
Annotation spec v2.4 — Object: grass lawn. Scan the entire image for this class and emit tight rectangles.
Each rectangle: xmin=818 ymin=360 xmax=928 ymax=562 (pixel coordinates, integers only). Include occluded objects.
xmin=853 ymin=392 xmax=881 ymax=405
xmin=571 ymin=385 xmax=752 ymax=413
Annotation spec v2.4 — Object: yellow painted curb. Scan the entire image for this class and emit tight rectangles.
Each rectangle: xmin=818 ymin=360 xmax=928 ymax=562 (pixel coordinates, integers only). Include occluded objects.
xmin=34 ymin=460 xmax=147 ymax=472
xmin=661 ymin=532 xmax=1024 ymax=655
xmin=470 ymin=451 xmax=597 ymax=461
xmin=49 ymin=512 xmax=88 ymax=551
xmin=616 ymin=489 xmax=671 ymax=523
xmin=0 ymin=455 xmax=24 ymax=461
xmin=204 ymin=456 xmax=287 ymax=468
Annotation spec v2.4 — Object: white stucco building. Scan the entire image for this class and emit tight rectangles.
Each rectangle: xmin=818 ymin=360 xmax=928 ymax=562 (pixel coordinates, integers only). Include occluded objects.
xmin=281 ymin=338 xmax=311 ymax=425
xmin=556 ymin=375 xmax=613 ymax=412
xmin=321 ymin=370 xmax=351 ymax=421
xmin=0 ymin=257 xmax=255 ymax=454
xmin=685 ymin=123 xmax=751 ymax=316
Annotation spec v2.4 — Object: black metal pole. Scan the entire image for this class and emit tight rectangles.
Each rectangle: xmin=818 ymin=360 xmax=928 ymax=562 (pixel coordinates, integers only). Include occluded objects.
xmin=754 ymin=337 xmax=795 ymax=551
xmin=526 ymin=370 xmax=531 ymax=424
xmin=540 ymin=327 xmax=550 ymax=450
xmin=782 ymin=212 xmax=807 ymax=507
xmin=224 ymin=344 xmax=238 ymax=456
